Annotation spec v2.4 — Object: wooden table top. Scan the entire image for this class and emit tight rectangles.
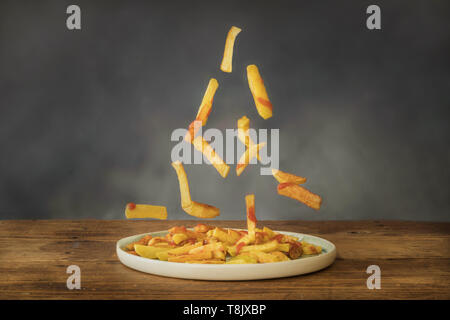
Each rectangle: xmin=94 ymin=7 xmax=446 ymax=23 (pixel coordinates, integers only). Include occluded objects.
xmin=0 ymin=220 xmax=448 ymax=300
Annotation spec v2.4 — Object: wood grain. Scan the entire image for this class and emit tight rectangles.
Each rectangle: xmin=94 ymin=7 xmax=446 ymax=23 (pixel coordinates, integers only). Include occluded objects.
xmin=0 ymin=220 xmax=448 ymax=299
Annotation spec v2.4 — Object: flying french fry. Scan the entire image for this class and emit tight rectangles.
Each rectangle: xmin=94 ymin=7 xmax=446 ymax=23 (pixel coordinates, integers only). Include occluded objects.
xmin=192 ymin=136 xmax=230 ymax=178
xmin=237 ymin=116 xmax=261 ymax=161
xmin=171 ymin=161 xmax=192 ymax=209
xmin=246 ymin=194 xmax=256 ymax=243
xmin=236 ymin=142 xmax=266 ymax=176
xmin=247 ymin=65 xmax=273 ymax=119
xmin=277 ymin=182 xmax=322 ymax=210
xmin=171 ymin=161 xmax=221 ymax=218
xmin=184 ymin=79 xmax=219 ymax=142
xmin=184 ymin=201 xmax=220 ymax=219
xmin=271 ymin=168 xmax=307 ymax=184
xmin=125 ymin=203 xmax=167 ymax=220
xmin=220 ymin=26 xmax=242 ymax=73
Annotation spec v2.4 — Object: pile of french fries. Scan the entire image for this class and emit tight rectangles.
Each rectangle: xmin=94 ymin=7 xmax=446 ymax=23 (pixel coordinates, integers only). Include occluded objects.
xmin=123 ymin=193 xmax=322 ymax=264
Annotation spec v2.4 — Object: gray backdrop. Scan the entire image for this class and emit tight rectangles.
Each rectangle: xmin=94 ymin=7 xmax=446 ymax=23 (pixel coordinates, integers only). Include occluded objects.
xmin=1 ymin=0 xmax=449 ymax=221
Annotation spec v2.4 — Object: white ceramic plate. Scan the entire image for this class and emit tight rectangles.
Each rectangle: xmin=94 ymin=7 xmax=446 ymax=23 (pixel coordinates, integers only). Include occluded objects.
xmin=116 ymin=230 xmax=336 ymax=280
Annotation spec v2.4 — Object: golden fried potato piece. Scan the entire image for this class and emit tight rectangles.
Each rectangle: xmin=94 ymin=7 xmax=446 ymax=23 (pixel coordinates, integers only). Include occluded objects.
xmin=245 ymin=194 xmax=257 ymax=243
xmin=247 ymin=65 xmax=273 ymax=119
xmin=171 ymin=161 xmax=220 ymax=218
xmin=167 ymin=242 xmax=203 ymax=256
xmin=134 ymin=244 xmax=171 ymax=259
xmin=270 ymin=251 xmax=290 ymax=261
xmin=192 ymin=136 xmax=230 ymax=178
xmin=271 ymin=168 xmax=307 ymax=184
xmin=277 ymin=183 xmax=322 ymax=210
xmin=193 ymin=223 xmax=214 ymax=233
xmin=220 ymin=26 xmax=241 ymax=73
xmin=171 ymin=161 xmax=192 ymax=209
xmin=247 ymin=251 xmax=279 ymax=263
xmin=184 ymin=201 xmax=220 ymax=219
xmin=301 ymin=241 xmax=322 ymax=255
xmin=236 ymin=142 xmax=266 ymax=176
xmin=125 ymin=203 xmax=167 ymax=220
xmin=184 ymin=79 xmax=219 ymax=142
xmin=237 ymin=115 xmax=261 ymax=161
xmin=168 ymin=250 xmax=213 ymax=262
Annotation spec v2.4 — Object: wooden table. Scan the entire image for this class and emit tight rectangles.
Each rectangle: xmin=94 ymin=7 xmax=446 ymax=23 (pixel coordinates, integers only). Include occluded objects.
xmin=0 ymin=220 xmax=448 ymax=299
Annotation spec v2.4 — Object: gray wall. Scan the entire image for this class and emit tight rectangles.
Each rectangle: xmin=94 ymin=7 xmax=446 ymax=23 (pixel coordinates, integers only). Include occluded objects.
xmin=0 ymin=0 xmax=449 ymax=221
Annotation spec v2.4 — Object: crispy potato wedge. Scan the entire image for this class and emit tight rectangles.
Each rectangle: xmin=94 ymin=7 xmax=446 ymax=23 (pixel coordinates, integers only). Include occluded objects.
xmin=220 ymin=26 xmax=241 ymax=73
xmin=125 ymin=203 xmax=167 ymax=220
xmin=247 ymin=64 xmax=273 ymax=119
xmin=192 ymin=136 xmax=230 ymax=178
xmin=277 ymin=183 xmax=322 ymax=210
xmin=271 ymin=168 xmax=307 ymax=184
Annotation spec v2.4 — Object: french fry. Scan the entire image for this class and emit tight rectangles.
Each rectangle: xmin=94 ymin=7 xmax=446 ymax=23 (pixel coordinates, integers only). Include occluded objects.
xmin=245 ymin=194 xmax=256 ymax=243
xmin=171 ymin=161 xmax=192 ymax=209
xmin=248 ymin=251 xmax=279 ymax=263
xmin=288 ymin=241 xmax=303 ymax=259
xmin=171 ymin=161 xmax=220 ymax=218
xmin=134 ymin=244 xmax=171 ymax=259
xmin=239 ymin=240 xmax=279 ymax=253
xmin=194 ymin=223 xmax=214 ymax=233
xmin=125 ymin=203 xmax=167 ymax=220
xmin=271 ymin=168 xmax=307 ymax=184
xmin=184 ymin=78 xmax=219 ymax=142
xmin=168 ymin=242 xmax=203 ymax=256
xmin=196 ymin=78 xmax=219 ymax=125
xmin=220 ymin=26 xmax=242 ymax=73
xmin=172 ymin=233 xmax=189 ymax=245
xmin=156 ymin=251 xmax=169 ymax=261
xmin=236 ymin=142 xmax=266 ymax=176
xmin=270 ymin=251 xmax=290 ymax=262
xmin=168 ymin=250 xmax=213 ymax=262
xmin=301 ymin=241 xmax=322 ymax=255
xmin=192 ymin=136 xmax=230 ymax=178
xmin=184 ymin=201 xmax=220 ymax=219
xmin=247 ymin=64 xmax=273 ymax=119
xmin=277 ymin=183 xmax=322 ymax=210
xmin=237 ymin=116 xmax=261 ymax=161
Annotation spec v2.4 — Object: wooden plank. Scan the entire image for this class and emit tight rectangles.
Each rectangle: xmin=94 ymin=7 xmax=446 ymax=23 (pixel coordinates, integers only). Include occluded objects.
xmin=0 ymin=220 xmax=448 ymax=300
